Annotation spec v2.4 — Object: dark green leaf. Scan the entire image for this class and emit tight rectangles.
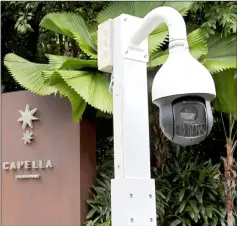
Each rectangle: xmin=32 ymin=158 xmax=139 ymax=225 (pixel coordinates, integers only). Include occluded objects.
xmin=212 ymin=69 xmax=237 ymax=119
xmin=206 ymin=207 xmax=213 ymax=218
xmin=179 ymin=188 xmax=185 ymax=202
xmin=170 ymin=219 xmax=182 ymax=226
xmin=188 ymin=200 xmax=199 ymax=214
xmin=198 ymin=170 xmax=206 ymax=184
xmin=179 ymin=200 xmax=187 ymax=213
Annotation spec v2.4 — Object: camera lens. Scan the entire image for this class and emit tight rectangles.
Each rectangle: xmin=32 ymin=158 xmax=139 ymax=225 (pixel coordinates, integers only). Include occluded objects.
xmin=180 ymin=105 xmax=198 ymax=123
xmin=173 ymin=100 xmax=207 ymax=138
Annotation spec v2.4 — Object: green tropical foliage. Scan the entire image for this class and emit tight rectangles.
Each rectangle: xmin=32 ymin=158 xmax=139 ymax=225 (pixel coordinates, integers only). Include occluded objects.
xmin=2 ymin=2 xmax=237 ymax=225
xmin=212 ymin=69 xmax=237 ymax=120
xmin=201 ymin=35 xmax=237 ymax=74
xmin=212 ymin=68 xmax=237 ymax=226
xmin=86 ymin=172 xmax=112 ymax=226
xmin=85 ymin=138 xmax=114 ymax=226
xmin=188 ymin=2 xmax=237 ymax=38
xmin=85 ymin=140 xmax=227 ymax=226
xmin=204 ymin=33 xmax=237 ymax=226
xmin=3 ymin=1 xmax=198 ymax=122
xmin=156 ymin=149 xmax=226 ymax=226
xmin=1 ymin=1 xmax=105 ymax=93
xmin=40 ymin=13 xmax=97 ymax=59
xmin=4 ymin=11 xmax=113 ymax=122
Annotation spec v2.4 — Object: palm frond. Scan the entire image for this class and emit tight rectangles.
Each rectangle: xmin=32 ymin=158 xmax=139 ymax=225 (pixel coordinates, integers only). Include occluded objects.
xmin=4 ymin=53 xmax=56 ymax=95
xmin=186 ymin=28 xmax=208 ymax=59
xmin=43 ymin=71 xmax=87 ymax=122
xmin=46 ymin=54 xmax=97 ymax=70
xmin=57 ymin=70 xmax=113 ymax=114
xmin=40 ymin=13 xmax=97 ymax=59
xmin=212 ymin=69 xmax=237 ymax=119
xmin=202 ymin=34 xmax=237 ymax=74
xmin=89 ymin=25 xmax=98 ymax=46
xmin=148 ymin=24 xmax=169 ymax=55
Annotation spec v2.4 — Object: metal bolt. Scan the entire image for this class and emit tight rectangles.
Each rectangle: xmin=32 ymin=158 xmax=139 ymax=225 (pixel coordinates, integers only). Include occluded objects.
xmin=124 ymin=18 xmax=127 ymax=21
xmin=130 ymin=218 xmax=134 ymax=223
xmin=150 ymin=218 xmax=153 ymax=222
xmin=117 ymin=165 xmax=120 ymax=168
xmin=149 ymin=194 xmax=152 ymax=198
xmin=130 ymin=194 xmax=133 ymax=198
xmin=144 ymin=54 xmax=147 ymax=58
xmin=125 ymin=51 xmax=128 ymax=54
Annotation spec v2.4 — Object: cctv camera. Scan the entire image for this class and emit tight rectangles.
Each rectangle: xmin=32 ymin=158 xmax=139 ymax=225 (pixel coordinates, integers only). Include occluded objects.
xmin=152 ymin=41 xmax=216 ymax=146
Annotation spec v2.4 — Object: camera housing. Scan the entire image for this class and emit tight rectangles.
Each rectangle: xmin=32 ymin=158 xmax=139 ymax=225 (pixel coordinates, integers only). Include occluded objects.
xmin=152 ymin=42 xmax=216 ymax=146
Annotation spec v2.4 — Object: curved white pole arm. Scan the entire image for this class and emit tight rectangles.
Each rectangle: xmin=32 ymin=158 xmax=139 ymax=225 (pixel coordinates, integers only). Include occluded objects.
xmin=129 ymin=6 xmax=187 ymax=46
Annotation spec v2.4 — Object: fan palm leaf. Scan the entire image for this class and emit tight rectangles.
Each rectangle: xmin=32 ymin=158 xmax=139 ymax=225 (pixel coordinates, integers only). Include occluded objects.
xmin=43 ymin=71 xmax=87 ymax=122
xmin=201 ymin=34 xmax=237 ymax=74
xmin=212 ymin=69 xmax=237 ymax=119
xmin=46 ymin=54 xmax=97 ymax=70
xmin=57 ymin=70 xmax=113 ymax=114
xmin=40 ymin=13 xmax=97 ymax=59
xmin=89 ymin=25 xmax=98 ymax=46
xmin=4 ymin=53 xmax=56 ymax=95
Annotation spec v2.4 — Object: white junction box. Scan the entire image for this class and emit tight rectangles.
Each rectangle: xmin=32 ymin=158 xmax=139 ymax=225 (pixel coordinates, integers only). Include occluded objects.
xmin=111 ymin=179 xmax=157 ymax=226
xmin=98 ymin=19 xmax=113 ymax=73
xmin=98 ymin=15 xmax=149 ymax=73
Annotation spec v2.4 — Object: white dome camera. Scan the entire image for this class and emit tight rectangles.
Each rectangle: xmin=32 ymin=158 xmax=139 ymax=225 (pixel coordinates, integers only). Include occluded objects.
xmin=152 ymin=40 xmax=216 ymax=146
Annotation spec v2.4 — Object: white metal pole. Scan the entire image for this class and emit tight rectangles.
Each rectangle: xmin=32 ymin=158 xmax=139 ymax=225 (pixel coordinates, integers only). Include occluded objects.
xmin=98 ymin=6 xmax=189 ymax=226
xmin=111 ymin=14 xmax=157 ymax=226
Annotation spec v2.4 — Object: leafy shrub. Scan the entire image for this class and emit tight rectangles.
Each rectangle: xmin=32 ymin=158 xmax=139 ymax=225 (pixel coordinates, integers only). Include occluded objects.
xmin=85 ymin=172 xmax=112 ymax=226
xmin=85 ymin=138 xmax=113 ymax=226
xmin=188 ymin=2 xmax=237 ymax=37
xmin=86 ymin=140 xmax=227 ymax=226
xmin=85 ymin=138 xmax=227 ymax=226
xmin=155 ymin=148 xmax=226 ymax=226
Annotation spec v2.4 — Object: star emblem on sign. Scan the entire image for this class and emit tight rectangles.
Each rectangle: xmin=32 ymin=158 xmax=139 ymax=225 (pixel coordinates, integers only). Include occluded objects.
xmin=17 ymin=104 xmax=39 ymax=129
xmin=21 ymin=130 xmax=34 ymax=144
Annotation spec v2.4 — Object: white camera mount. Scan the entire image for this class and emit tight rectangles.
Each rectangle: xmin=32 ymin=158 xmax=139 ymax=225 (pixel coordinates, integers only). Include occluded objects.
xmin=98 ymin=6 xmax=215 ymax=226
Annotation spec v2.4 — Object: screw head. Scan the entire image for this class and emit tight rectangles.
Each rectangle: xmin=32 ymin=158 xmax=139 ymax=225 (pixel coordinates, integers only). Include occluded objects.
xmin=125 ymin=51 xmax=128 ymax=54
xmin=124 ymin=18 xmax=127 ymax=21
xmin=104 ymin=30 xmax=108 ymax=36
